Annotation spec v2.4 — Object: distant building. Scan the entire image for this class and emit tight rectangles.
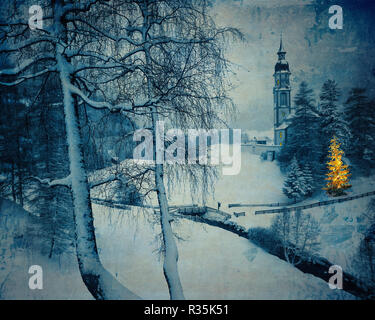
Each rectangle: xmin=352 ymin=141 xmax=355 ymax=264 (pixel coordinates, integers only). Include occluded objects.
xmin=273 ymin=35 xmax=293 ymax=146
xmin=242 ymin=35 xmax=294 ymax=161
xmin=257 ymin=136 xmax=272 ymax=145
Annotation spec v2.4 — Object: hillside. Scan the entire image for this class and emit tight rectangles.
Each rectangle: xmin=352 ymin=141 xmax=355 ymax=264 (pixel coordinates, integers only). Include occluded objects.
xmin=0 ymin=196 xmax=354 ymax=299
xmin=2 ymin=150 xmax=373 ymax=299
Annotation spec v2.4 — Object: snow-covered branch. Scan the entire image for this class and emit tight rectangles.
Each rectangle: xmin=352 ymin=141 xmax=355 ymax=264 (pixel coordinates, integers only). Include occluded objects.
xmin=68 ymin=18 xmax=142 ymax=47
xmin=88 ymin=173 xmax=122 ymax=189
xmin=73 ymin=61 xmax=140 ymax=75
xmin=0 ymin=67 xmax=56 ymax=86
xmin=149 ymin=27 xmax=240 ymax=47
xmin=88 ymin=160 xmax=154 ymax=189
xmin=0 ymin=54 xmax=55 ymax=76
xmin=0 ymin=37 xmax=55 ymax=53
xmin=67 ymin=83 xmax=159 ymax=112
xmin=62 ymin=0 xmax=99 ymax=17
xmin=28 ymin=175 xmax=72 ymax=188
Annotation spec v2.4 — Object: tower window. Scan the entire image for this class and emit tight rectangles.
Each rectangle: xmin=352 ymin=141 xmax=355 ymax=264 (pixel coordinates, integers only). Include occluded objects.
xmin=279 ymin=132 xmax=283 ymax=138
xmin=280 ymin=93 xmax=287 ymax=105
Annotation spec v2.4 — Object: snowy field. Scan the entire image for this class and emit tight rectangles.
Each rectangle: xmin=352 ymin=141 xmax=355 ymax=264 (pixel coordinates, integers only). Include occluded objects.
xmin=2 ymin=197 xmax=352 ymax=300
xmin=92 ymin=204 xmax=352 ymax=300
xmin=1 ymin=149 xmax=373 ymax=299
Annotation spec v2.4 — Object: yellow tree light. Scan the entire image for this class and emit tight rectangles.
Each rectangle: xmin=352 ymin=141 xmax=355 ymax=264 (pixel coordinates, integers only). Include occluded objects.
xmin=323 ymin=136 xmax=351 ymax=196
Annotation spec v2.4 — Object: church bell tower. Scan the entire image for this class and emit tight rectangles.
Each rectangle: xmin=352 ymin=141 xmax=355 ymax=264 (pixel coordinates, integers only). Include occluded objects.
xmin=273 ymin=34 xmax=291 ymax=146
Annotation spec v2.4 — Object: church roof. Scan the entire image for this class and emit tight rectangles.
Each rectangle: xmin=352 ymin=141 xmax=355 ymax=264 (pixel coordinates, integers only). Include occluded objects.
xmin=275 ymin=123 xmax=289 ymax=130
xmin=275 ymin=61 xmax=290 ymax=72
xmin=275 ymin=110 xmax=295 ymax=131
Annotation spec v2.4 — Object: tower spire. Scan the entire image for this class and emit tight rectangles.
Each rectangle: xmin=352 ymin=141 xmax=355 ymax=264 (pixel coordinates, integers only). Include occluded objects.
xmin=278 ymin=33 xmax=284 ymax=52
xmin=277 ymin=33 xmax=286 ymax=60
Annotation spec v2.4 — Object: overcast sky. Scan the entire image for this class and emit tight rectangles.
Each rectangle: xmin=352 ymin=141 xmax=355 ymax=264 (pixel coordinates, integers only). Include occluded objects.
xmin=211 ymin=0 xmax=375 ymax=131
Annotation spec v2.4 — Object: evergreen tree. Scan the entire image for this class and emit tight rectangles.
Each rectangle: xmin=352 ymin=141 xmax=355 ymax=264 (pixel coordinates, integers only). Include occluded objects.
xmin=0 ymin=85 xmax=33 ymax=206
xmin=279 ymin=81 xmax=323 ymax=179
xmin=319 ymin=80 xmax=351 ymax=152
xmin=25 ymin=79 xmax=75 ymax=258
xmin=28 ymin=185 xmax=75 ymax=258
xmin=345 ymin=88 xmax=375 ymax=172
xmin=283 ymin=157 xmax=308 ymax=201
xmin=301 ymin=163 xmax=315 ymax=197
xmin=323 ymin=136 xmax=351 ymax=196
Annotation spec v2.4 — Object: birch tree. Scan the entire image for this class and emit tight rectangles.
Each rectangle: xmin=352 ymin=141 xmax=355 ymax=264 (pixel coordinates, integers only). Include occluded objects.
xmin=111 ymin=0 xmax=242 ymax=299
xmin=0 ymin=0 xmax=144 ymax=299
xmin=271 ymin=210 xmax=321 ymax=266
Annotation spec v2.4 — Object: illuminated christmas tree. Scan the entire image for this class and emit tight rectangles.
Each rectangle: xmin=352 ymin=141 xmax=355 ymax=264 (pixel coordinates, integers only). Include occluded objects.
xmin=323 ymin=136 xmax=351 ymax=196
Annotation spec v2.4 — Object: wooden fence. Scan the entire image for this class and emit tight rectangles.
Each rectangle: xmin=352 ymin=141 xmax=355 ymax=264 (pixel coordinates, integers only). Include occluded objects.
xmin=255 ymin=190 xmax=375 ymax=215
xmin=229 ymin=200 xmax=297 ymax=208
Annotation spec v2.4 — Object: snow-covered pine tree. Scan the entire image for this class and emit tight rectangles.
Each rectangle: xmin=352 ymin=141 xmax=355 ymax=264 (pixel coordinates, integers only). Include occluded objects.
xmin=283 ymin=157 xmax=308 ymax=201
xmin=301 ymin=163 xmax=315 ymax=197
xmin=278 ymin=81 xmax=323 ymax=181
xmin=345 ymin=88 xmax=375 ymax=173
xmin=319 ymin=80 xmax=351 ymax=153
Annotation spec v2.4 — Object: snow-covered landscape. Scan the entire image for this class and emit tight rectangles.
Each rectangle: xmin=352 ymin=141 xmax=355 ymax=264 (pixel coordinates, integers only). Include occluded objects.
xmin=1 ymin=0 xmax=375 ymax=301
xmin=1 ymin=150 xmax=373 ymax=299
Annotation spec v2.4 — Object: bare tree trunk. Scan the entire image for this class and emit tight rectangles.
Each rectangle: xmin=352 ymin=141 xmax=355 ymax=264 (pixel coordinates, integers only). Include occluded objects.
xmin=57 ymin=47 xmax=140 ymax=300
xmin=151 ymin=110 xmax=185 ymax=300
xmin=143 ymin=25 xmax=185 ymax=297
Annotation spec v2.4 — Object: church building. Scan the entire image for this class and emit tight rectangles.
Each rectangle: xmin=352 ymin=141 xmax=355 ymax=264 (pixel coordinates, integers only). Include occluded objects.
xmin=273 ymin=35 xmax=293 ymax=146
